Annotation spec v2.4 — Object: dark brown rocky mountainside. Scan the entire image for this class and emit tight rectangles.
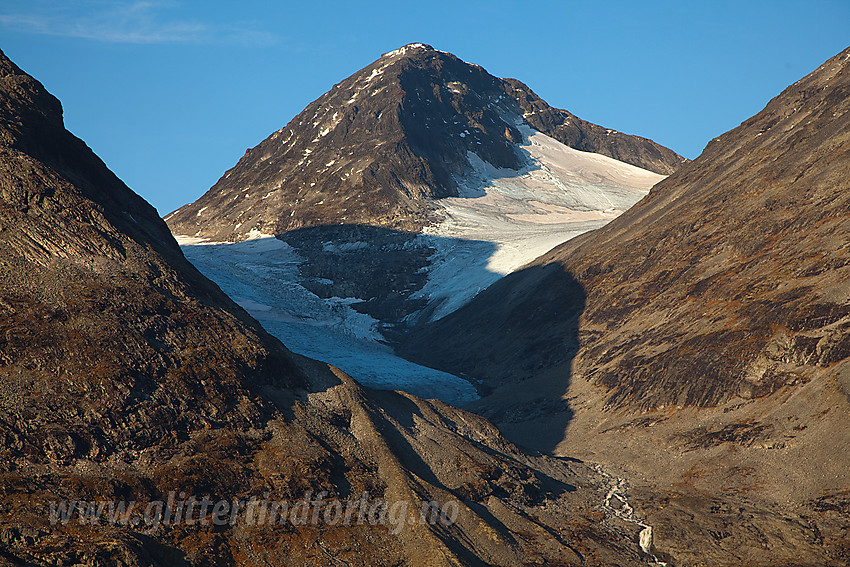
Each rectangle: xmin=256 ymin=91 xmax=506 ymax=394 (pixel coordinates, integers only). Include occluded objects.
xmin=0 ymin=49 xmax=654 ymax=566
xmin=401 ymin=47 xmax=850 ymax=565
xmin=166 ymin=43 xmax=685 ymax=241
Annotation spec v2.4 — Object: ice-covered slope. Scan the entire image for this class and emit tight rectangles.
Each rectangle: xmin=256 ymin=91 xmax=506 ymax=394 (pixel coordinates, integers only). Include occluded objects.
xmin=177 ymin=233 xmax=479 ymax=405
xmin=417 ymin=121 xmax=663 ymax=320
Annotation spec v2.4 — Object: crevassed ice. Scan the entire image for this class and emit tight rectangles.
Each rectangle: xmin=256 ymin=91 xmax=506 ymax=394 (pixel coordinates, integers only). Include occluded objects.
xmin=174 ymin=234 xmax=479 ymax=405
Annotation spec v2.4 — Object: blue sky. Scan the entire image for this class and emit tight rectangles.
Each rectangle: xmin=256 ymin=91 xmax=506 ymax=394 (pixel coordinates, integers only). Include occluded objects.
xmin=2 ymin=1 xmax=848 ymax=215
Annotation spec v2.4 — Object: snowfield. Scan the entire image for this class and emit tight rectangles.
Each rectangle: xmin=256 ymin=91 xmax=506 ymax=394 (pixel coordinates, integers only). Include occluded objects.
xmin=416 ymin=121 xmax=664 ymax=320
xmin=174 ymin=120 xmax=663 ymax=405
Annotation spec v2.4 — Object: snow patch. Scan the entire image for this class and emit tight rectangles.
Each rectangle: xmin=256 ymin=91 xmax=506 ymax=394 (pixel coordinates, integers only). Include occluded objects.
xmin=364 ymin=66 xmax=385 ymax=83
xmin=382 ymin=43 xmax=431 ymax=58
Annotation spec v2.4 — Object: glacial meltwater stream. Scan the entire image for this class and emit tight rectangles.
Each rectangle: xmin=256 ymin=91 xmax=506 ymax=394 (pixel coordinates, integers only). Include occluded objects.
xmin=593 ymin=464 xmax=668 ymax=566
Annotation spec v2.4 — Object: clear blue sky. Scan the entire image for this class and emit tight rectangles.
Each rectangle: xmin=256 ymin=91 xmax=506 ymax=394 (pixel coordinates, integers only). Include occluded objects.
xmin=2 ymin=1 xmax=848 ymax=215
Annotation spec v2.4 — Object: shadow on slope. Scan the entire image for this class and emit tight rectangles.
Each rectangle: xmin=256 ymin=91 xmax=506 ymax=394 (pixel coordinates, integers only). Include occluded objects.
xmin=397 ymin=262 xmax=586 ymax=454
xmin=279 ymin=224 xmax=496 ymax=328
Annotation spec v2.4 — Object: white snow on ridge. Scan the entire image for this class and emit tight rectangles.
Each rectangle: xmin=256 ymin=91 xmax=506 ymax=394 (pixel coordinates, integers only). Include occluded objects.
xmin=415 ymin=121 xmax=664 ymax=321
xmin=382 ymin=43 xmax=431 ymax=58
xmin=174 ymin=234 xmax=479 ymax=405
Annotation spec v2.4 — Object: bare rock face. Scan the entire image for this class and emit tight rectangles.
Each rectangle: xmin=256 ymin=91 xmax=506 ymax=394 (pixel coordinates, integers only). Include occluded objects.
xmin=400 ymin=47 xmax=850 ymax=565
xmin=0 ymin=49 xmax=652 ymax=566
xmin=166 ymin=43 xmax=685 ymax=241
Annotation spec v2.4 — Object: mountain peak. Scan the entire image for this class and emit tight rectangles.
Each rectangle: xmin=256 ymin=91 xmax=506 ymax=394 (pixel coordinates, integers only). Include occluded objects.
xmin=168 ymin=46 xmax=685 ymax=240
xmin=381 ymin=42 xmax=437 ymax=58
xmin=0 ymin=48 xmax=64 ymax=143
